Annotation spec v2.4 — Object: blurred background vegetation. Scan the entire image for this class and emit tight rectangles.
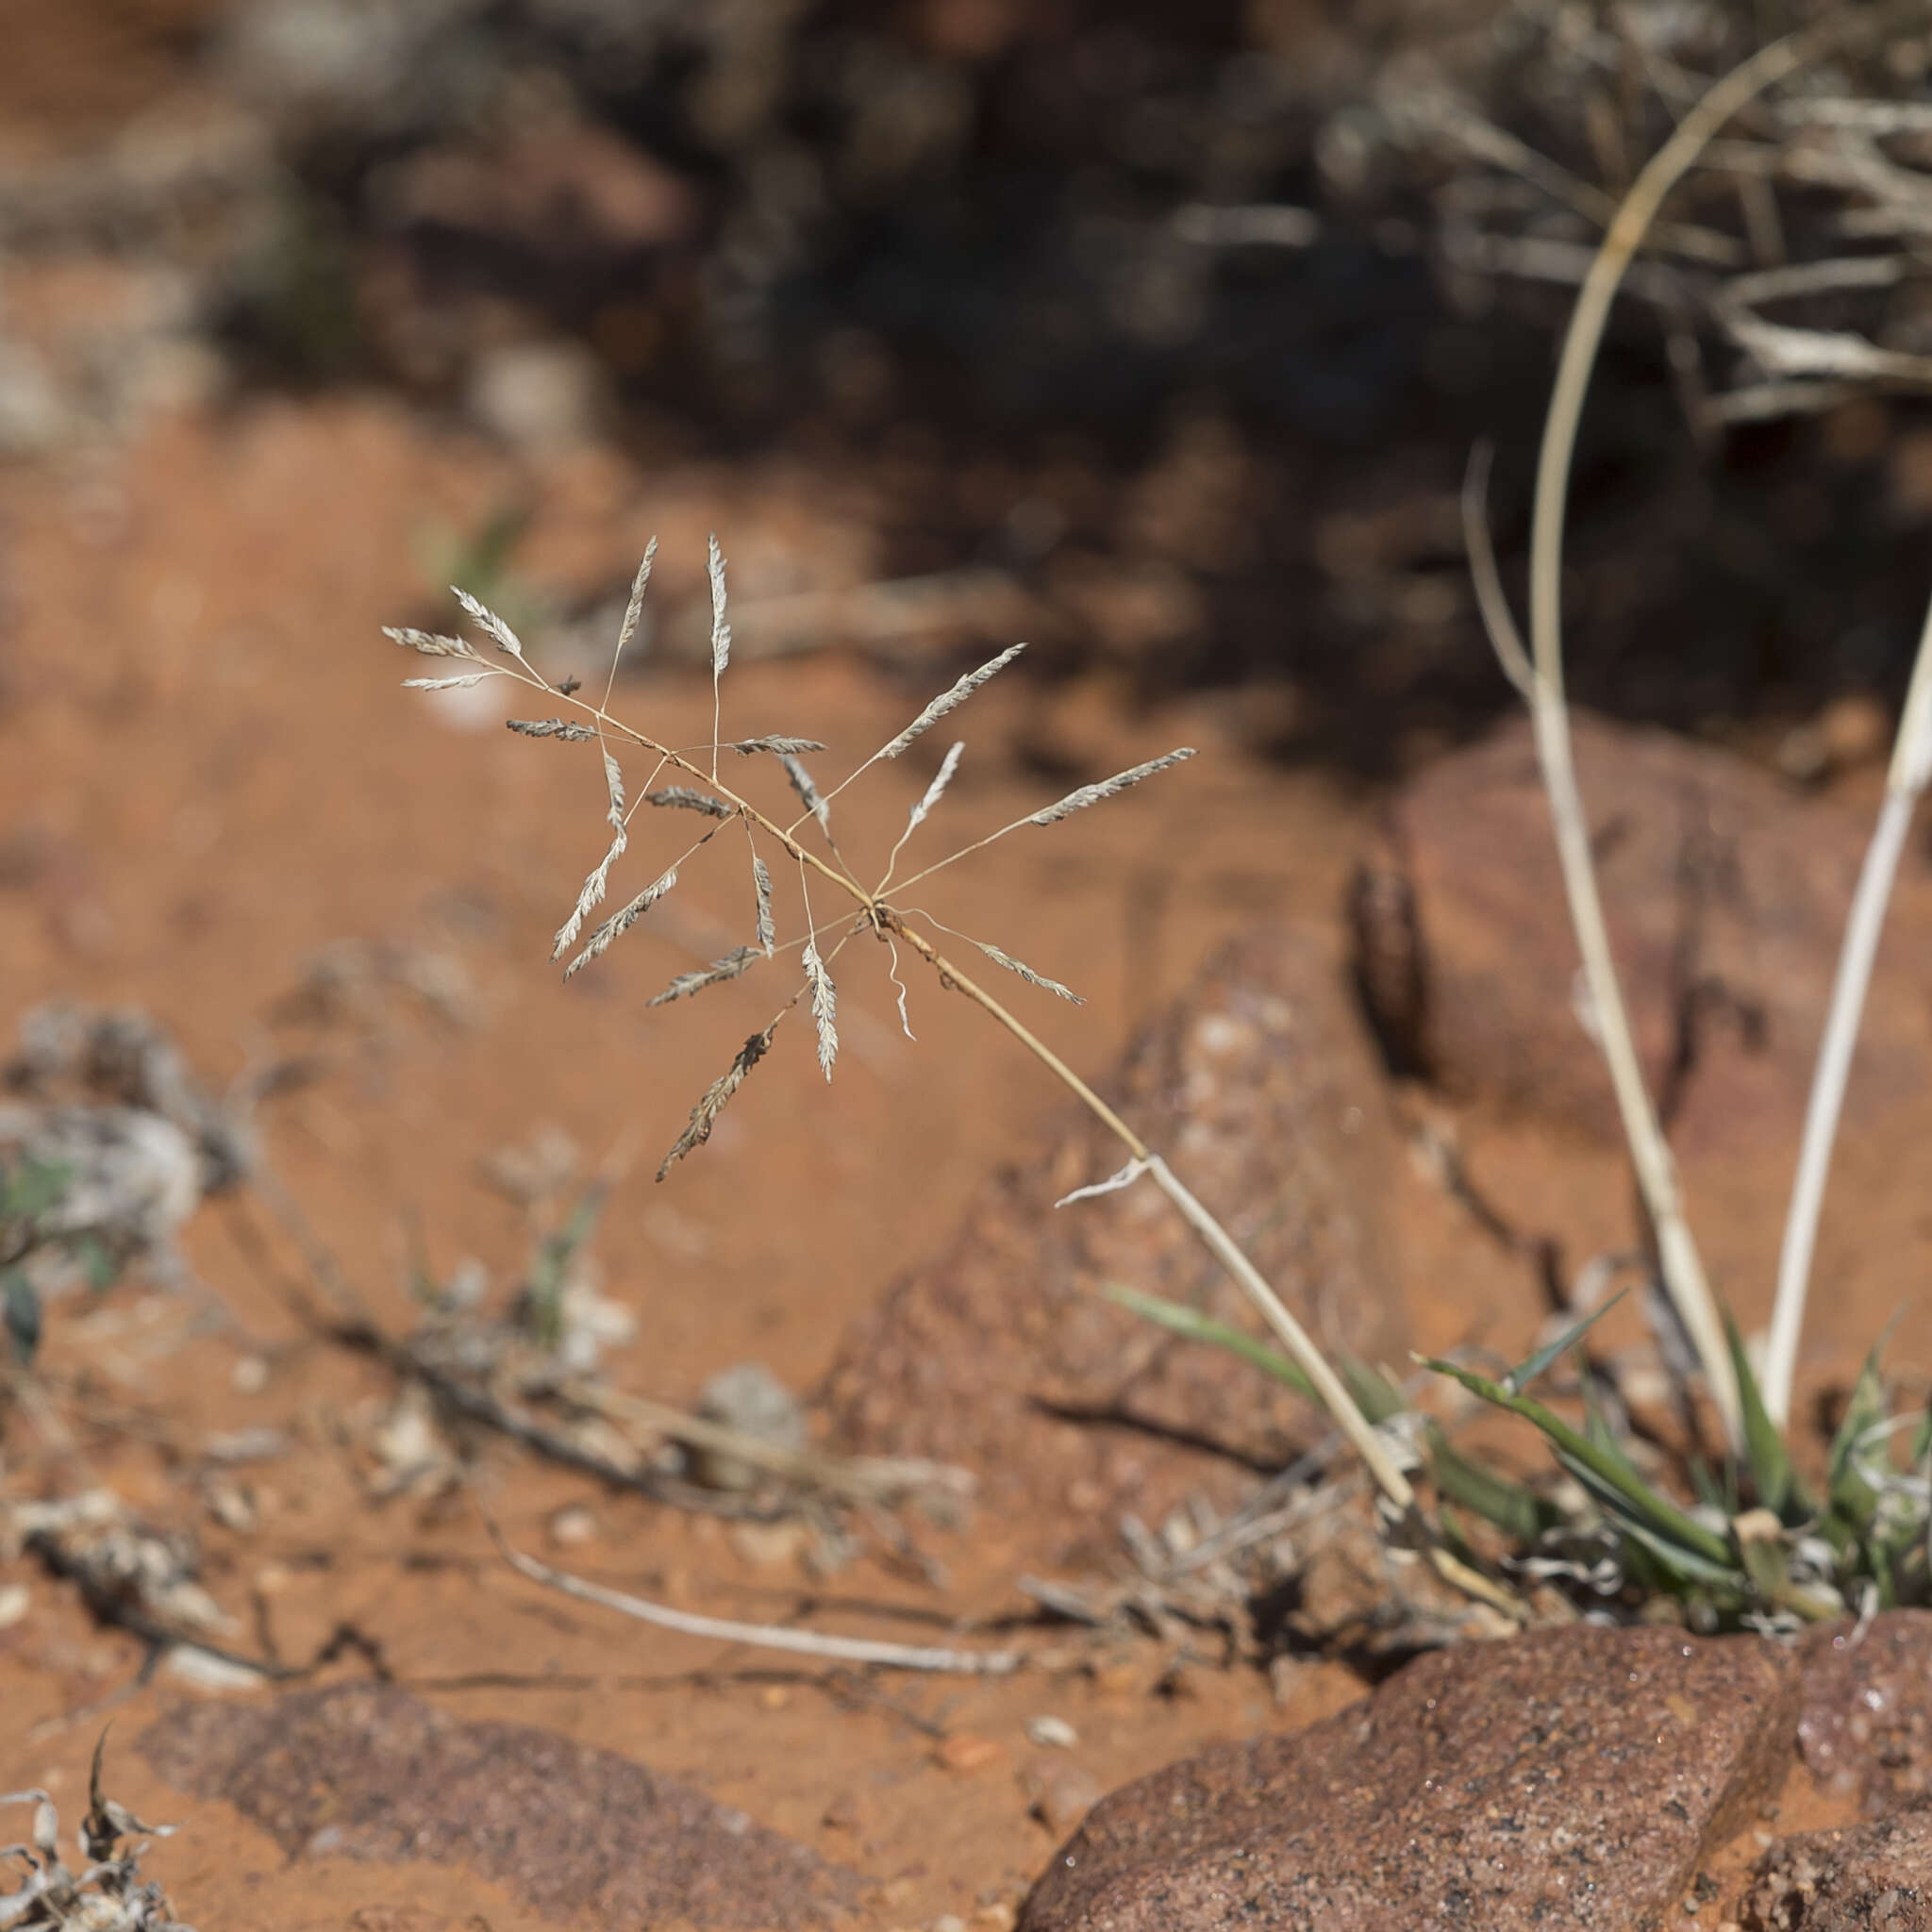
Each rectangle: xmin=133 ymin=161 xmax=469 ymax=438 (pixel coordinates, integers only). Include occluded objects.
xmin=6 ymin=0 xmax=1932 ymax=770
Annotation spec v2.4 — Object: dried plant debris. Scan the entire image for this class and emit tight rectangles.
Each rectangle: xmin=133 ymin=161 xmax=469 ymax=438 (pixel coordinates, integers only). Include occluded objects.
xmin=0 ymin=1108 xmax=202 ymax=1301
xmin=3 ymin=1491 xmax=234 ymax=1649
xmin=1358 ymin=1 xmax=1932 ymax=427
xmin=274 ymin=938 xmax=475 ymax=1032
xmin=1 ymin=1735 xmax=194 ymax=1932
xmin=4 ymin=1006 xmax=247 ymax=1193
xmin=0 ymin=1007 xmax=254 ymax=1359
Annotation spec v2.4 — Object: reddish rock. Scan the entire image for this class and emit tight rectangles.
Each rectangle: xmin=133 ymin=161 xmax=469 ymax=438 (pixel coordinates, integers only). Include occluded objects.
xmin=139 ymin=1683 xmax=859 ymax=1927
xmin=1352 ymin=713 xmax=1932 ymax=1158
xmin=1745 ymin=1802 xmax=1932 ymax=1930
xmin=1799 ymin=1612 xmax=1932 ymax=1815
xmin=823 ymin=924 xmax=1407 ymax=1559
xmin=1019 ymin=1624 xmax=1798 ymax=1932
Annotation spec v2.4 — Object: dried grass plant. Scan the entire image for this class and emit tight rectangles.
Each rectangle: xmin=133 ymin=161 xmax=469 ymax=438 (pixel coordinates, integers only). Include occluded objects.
xmin=387 ymin=531 xmax=1510 ymax=1657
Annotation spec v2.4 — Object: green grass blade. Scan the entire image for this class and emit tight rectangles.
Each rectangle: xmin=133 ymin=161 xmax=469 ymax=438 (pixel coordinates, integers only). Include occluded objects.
xmin=1104 ymin=1284 xmax=1317 ymax=1402
xmin=1101 ymin=1284 xmax=1407 ymax=1425
xmin=1726 ymin=1309 xmax=1807 ymax=1519
xmin=1420 ymin=1355 xmax=1735 ymax=1570
xmin=1427 ymin=1424 xmax=1557 ymax=1542
xmin=1505 ymin=1289 xmax=1628 ymax=1394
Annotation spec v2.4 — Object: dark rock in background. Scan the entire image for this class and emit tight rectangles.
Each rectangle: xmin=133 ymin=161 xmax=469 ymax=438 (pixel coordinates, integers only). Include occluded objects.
xmin=1352 ymin=712 xmax=1932 ymax=1158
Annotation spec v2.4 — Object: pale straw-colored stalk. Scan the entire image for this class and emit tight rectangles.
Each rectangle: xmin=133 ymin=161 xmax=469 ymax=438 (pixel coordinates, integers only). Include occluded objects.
xmin=1763 ymin=596 xmax=1932 ymax=1426
xmin=1513 ymin=29 xmax=1834 ymax=1447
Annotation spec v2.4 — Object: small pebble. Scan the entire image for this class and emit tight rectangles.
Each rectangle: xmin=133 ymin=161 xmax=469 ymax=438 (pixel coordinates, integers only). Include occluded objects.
xmin=1024 ymin=1714 xmax=1078 ymax=1749
xmin=231 ymin=1356 xmax=269 ymax=1394
xmin=0 ymin=1583 xmax=29 ymax=1629
xmin=822 ymin=1789 xmax=863 ymax=1830
xmin=935 ymin=1733 xmax=1004 ymax=1774
xmin=1026 ymin=1760 xmax=1103 ymax=1838
xmin=758 ymin=1685 xmax=791 ymax=1711
xmin=547 ymin=1505 xmax=598 ymax=1546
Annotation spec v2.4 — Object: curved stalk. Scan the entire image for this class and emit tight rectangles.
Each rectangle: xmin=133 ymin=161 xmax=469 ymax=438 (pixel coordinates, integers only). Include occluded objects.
xmin=1524 ymin=31 xmax=1828 ymax=1447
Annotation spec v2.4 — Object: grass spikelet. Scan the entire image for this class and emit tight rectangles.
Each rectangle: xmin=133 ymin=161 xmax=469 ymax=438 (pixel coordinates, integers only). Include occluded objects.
xmin=905 ymin=741 xmax=964 ymax=836
xmin=658 ymin=1025 xmax=774 ymax=1179
xmin=562 ymin=863 xmax=677 ymax=979
xmin=403 ymin=673 xmax=491 ymax=691
xmin=707 ymin=533 xmax=732 ymax=678
xmin=708 ymin=532 xmax=731 ymax=777
xmin=455 ymin=587 xmax=525 ymax=658
xmin=645 ymin=786 xmax=735 ymax=819
xmin=1029 ymin=748 xmax=1196 ymax=825
xmin=384 ymin=625 xmax=477 ymax=658
xmin=879 ymin=643 xmax=1025 ymax=759
xmin=552 ymin=824 xmax=627 ymax=959
xmin=508 ymin=718 xmax=599 ymax=741
xmin=615 ymin=537 xmax=658 ymax=667
xmin=782 ymin=754 xmax=832 ymax=836
xmin=726 ymin=736 xmax=828 ymax=757
xmin=753 ymin=856 xmax=775 ymax=955
xmin=647 ymin=945 xmax=763 ymax=1007
xmin=603 ymin=749 xmax=626 ymax=831
xmin=972 ymin=939 xmax=1085 ymax=1004
xmin=803 ymin=941 xmax=839 ymax=1080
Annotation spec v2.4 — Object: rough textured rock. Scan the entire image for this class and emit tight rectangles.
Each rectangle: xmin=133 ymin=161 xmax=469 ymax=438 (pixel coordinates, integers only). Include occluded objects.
xmin=1351 ymin=713 xmax=1932 ymax=1157
xmin=1745 ymin=1802 xmax=1932 ymax=1931
xmin=1800 ymin=1612 xmax=1932 ymax=1815
xmin=138 ymin=1683 xmax=859 ymax=1927
xmin=1019 ymin=1623 xmax=1799 ymax=1932
xmin=823 ymin=923 xmax=1407 ymax=1556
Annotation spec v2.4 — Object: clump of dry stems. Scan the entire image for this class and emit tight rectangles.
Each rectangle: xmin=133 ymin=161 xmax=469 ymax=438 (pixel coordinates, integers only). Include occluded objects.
xmin=1 ymin=1734 xmax=192 ymax=1931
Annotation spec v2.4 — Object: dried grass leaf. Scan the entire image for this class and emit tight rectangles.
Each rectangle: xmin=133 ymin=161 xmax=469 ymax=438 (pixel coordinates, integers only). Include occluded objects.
xmin=508 ymin=718 xmax=599 ymax=741
xmin=1029 ymin=748 xmax=1195 ymax=824
xmin=562 ymin=863 xmax=677 ymax=979
xmin=402 ymin=674 xmax=490 ymax=691
xmin=645 ymin=786 xmax=735 ymax=819
xmin=658 ymin=1026 xmax=774 ymax=1178
xmin=880 ymin=643 xmax=1025 ymax=758
xmin=803 ymin=942 xmax=839 ymax=1080
xmin=647 ymin=945 xmax=763 ymax=1007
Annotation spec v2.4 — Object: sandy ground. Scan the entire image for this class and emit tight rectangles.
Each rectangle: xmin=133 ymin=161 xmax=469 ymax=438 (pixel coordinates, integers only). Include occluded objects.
xmin=1 ymin=389 xmax=1927 ymax=1930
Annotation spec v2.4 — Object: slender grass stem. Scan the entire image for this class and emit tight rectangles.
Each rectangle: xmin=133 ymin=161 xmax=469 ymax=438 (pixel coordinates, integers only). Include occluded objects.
xmin=1521 ymin=29 xmax=1828 ymax=1448
xmin=1764 ymin=591 xmax=1932 ymax=1425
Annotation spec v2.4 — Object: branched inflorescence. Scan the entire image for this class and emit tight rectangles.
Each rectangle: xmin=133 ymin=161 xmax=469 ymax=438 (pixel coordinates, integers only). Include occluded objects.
xmin=386 ymin=542 xmax=1508 ymax=1613
xmin=385 ymin=543 xmax=1192 ymax=1184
